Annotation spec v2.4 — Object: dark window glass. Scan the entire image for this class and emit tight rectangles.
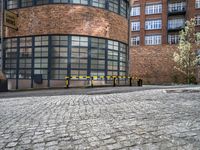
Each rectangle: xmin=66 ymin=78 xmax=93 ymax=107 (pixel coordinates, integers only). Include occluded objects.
xmin=120 ymin=0 xmax=127 ymax=17
xmin=36 ymin=0 xmax=49 ymax=5
xmin=21 ymin=0 xmax=33 ymax=7
xmin=7 ymin=0 xmax=18 ymax=9
xmin=53 ymin=0 xmax=68 ymax=3
xmin=72 ymin=0 xmax=88 ymax=5
xmin=108 ymin=0 xmax=119 ymax=13
xmin=92 ymin=0 xmax=106 ymax=8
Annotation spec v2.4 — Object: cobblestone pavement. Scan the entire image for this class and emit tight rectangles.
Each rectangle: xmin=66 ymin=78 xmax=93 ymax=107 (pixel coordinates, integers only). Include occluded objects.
xmin=0 ymin=87 xmax=200 ymax=150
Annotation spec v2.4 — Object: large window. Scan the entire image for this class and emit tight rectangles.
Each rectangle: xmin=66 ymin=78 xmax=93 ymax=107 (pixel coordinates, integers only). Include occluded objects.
xmin=197 ymin=49 xmax=200 ymax=65
xmin=34 ymin=36 xmax=49 ymax=79
xmin=168 ymin=34 xmax=179 ymax=44
xmin=145 ymin=19 xmax=162 ymax=30
xmin=196 ymin=0 xmax=200 ymax=8
xmin=120 ymin=0 xmax=127 ymax=17
xmin=145 ymin=35 xmax=162 ymax=45
xmin=108 ymin=0 xmax=119 ymax=13
xmin=132 ymin=21 xmax=140 ymax=31
xmin=53 ymin=0 xmax=68 ymax=3
xmin=19 ymin=37 xmax=32 ymax=79
xmin=196 ymin=15 xmax=200 ymax=26
xmin=71 ymin=36 xmax=88 ymax=76
xmin=119 ymin=43 xmax=126 ymax=75
xmin=4 ymin=38 xmax=17 ymax=78
xmin=168 ymin=2 xmax=186 ymax=13
xmin=145 ymin=3 xmax=162 ymax=15
xmin=7 ymin=0 xmax=18 ymax=9
xmin=107 ymin=40 xmax=119 ymax=76
xmin=36 ymin=0 xmax=49 ymax=5
xmin=131 ymin=6 xmax=140 ymax=16
xmin=131 ymin=36 xmax=140 ymax=46
xmin=168 ymin=18 xmax=185 ymax=30
xmin=5 ymin=0 xmax=128 ymax=18
xmin=91 ymin=38 xmax=106 ymax=76
xmin=72 ymin=0 xmax=88 ymax=5
xmin=21 ymin=0 xmax=33 ymax=7
xmin=91 ymin=0 xmax=106 ymax=8
xmin=51 ymin=36 xmax=68 ymax=79
xmin=4 ymin=35 xmax=128 ymax=80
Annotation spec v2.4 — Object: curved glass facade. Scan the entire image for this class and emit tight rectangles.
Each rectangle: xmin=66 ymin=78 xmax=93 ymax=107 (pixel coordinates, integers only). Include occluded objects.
xmin=3 ymin=35 xmax=128 ymax=81
xmin=6 ymin=0 xmax=129 ymax=18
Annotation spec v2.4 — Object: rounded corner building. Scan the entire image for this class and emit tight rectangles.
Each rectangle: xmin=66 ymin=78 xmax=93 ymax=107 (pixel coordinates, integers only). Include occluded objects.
xmin=3 ymin=0 xmax=130 ymax=89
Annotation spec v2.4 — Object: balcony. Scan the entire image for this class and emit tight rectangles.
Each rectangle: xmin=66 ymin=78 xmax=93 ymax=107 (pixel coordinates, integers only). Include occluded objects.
xmin=168 ymin=2 xmax=186 ymax=16
xmin=168 ymin=18 xmax=185 ymax=32
xmin=168 ymin=25 xmax=184 ymax=32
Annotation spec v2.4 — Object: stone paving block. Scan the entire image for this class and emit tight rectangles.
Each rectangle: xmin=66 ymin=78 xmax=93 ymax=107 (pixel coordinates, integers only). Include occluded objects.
xmin=1 ymin=87 xmax=200 ymax=149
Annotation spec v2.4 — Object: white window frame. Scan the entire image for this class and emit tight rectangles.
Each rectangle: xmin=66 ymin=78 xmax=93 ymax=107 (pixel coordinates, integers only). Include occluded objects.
xmin=145 ymin=19 xmax=162 ymax=30
xmin=196 ymin=0 xmax=200 ymax=8
xmin=131 ymin=21 xmax=140 ymax=31
xmin=131 ymin=36 xmax=140 ymax=46
xmin=131 ymin=6 xmax=140 ymax=16
xmin=168 ymin=18 xmax=185 ymax=29
xmin=168 ymin=34 xmax=179 ymax=44
xmin=145 ymin=3 xmax=162 ymax=15
xmin=145 ymin=35 xmax=162 ymax=45
xmin=196 ymin=15 xmax=200 ymax=25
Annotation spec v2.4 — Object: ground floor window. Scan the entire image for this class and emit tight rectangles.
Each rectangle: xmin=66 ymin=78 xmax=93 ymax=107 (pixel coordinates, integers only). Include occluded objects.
xmin=3 ymin=35 xmax=128 ymax=81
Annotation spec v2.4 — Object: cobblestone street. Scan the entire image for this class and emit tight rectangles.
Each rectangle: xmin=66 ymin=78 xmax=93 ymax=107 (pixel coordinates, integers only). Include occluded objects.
xmin=0 ymin=87 xmax=200 ymax=150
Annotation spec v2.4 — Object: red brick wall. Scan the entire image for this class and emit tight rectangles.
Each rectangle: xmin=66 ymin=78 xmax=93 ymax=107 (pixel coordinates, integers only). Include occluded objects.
xmin=5 ymin=4 xmax=128 ymax=44
xmin=130 ymin=45 xmax=184 ymax=84
xmin=130 ymin=0 xmax=200 ymax=84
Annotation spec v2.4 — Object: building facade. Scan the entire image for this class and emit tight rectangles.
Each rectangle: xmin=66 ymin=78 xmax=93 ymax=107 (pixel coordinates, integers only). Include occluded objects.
xmin=1 ymin=0 xmax=129 ymax=89
xmin=130 ymin=0 xmax=200 ymax=84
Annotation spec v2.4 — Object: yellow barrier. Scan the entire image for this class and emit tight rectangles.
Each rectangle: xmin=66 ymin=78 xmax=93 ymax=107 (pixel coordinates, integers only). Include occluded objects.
xmin=65 ymin=76 xmax=142 ymax=88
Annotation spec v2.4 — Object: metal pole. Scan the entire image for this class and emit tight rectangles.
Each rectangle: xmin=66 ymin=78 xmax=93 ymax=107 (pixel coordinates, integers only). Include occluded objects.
xmin=0 ymin=0 xmax=4 ymax=71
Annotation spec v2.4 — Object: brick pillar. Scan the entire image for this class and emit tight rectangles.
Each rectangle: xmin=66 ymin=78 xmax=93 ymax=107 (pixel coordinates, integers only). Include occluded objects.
xmin=162 ymin=0 xmax=168 ymax=44
xmin=140 ymin=0 xmax=145 ymax=46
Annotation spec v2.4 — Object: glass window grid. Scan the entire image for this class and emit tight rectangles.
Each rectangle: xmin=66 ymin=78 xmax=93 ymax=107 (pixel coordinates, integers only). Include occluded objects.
xmin=36 ymin=0 xmax=49 ymax=5
xmin=168 ymin=34 xmax=179 ymax=44
xmin=6 ymin=0 xmax=128 ymax=18
xmin=196 ymin=15 xmax=200 ymax=26
xmin=168 ymin=18 xmax=185 ymax=29
xmin=168 ymin=2 xmax=186 ymax=13
xmin=92 ymin=0 xmax=106 ymax=8
xmin=5 ymin=38 xmax=17 ymax=48
xmin=91 ymin=38 xmax=106 ymax=71
xmin=21 ymin=0 xmax=33 ymax=7
xmin=131 ymin=36 xmax=140 ymax=46
xmin=71 ymin=36 xmax=88 ymax=71
xmin=34 ymin=36 xmax=49 ymax=79
xmin=145 ymin=19 xmax=162 ymax=30
xmin=108 ymin=0 xmax=119 ymax=13
xmin=196 ymin=0 xmax=200 ymax=8
xmin=51 ymin=69 xmax=68 ymax=79
xmin=72 ymin=0 xmax=88 ymax=5
xmin=145 ymin=35 xmax=162 ymax=45
xmin=53 ymin=0 xmax=69 ymax=3
xmin=145 ymin=3 xmax=162 ymax=15
xmin=4 ymin=35 xmax=128 ymax=80
xmin=7 ymin=0 xmax=18 ymax=9
xmin=120 ymin=0 xmax=127 ymax=17
xmin=131 ymin=6 xmax=140 ymax=16
xmin=131 ymin=21 xmax=140 ymax=31
xmin=4 ymin=38 xmax=18 ymax=79
xmin=20 ymin=37 xmax=32 ymax=47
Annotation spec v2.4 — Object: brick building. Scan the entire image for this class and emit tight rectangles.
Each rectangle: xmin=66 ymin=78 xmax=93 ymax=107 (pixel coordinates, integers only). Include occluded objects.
xmin=0 ymin=0 xmax=129 ymax=89
xmin=130 ymin=0 xmax=200 ymax=84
